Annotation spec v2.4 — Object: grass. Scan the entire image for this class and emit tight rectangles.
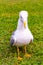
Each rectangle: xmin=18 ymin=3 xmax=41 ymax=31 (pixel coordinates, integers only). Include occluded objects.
xmin=0 ymin=0 xmax=43 ymax=65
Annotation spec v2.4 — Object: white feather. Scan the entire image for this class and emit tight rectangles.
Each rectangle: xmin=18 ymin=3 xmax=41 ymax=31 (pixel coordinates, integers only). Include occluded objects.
xmin=10 ymin=11 xmax=33 ymax=46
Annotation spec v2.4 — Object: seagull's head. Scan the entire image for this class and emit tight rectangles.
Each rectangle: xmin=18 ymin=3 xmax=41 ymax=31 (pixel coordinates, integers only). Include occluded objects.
xmin=18 ymin=11 xmax=28 ymax=29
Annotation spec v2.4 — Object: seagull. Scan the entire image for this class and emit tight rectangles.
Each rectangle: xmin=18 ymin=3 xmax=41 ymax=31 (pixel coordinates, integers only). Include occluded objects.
xmin=10 ymin=11 xmax=33 ymax=60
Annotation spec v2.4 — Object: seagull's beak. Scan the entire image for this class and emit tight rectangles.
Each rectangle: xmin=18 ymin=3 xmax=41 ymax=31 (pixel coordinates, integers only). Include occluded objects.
xmin=24 ymin=22 xmax=26 ymax=28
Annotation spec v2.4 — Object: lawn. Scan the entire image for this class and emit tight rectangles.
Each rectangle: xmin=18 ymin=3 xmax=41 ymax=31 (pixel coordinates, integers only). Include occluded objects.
xmin=0 ymin=0 xmax=43 ymax=65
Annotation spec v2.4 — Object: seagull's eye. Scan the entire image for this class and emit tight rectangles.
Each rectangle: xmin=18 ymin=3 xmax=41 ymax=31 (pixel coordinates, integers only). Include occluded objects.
xmin=20 ymin=16 xmax=22 ymax=19
xmin=20 ymin=16 xmax=23 ymax=22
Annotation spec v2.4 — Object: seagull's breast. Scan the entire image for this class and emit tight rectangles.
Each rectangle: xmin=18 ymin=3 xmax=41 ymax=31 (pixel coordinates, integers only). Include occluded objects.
xmin=14 ymin=29 xmax=33 ymax=46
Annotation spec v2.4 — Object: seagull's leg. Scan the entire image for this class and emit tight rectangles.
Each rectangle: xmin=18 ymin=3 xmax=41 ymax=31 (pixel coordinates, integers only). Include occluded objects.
xmin=17 ymin=46 xmax=22 ymax=60
xmin=24 ymin=45 xmax=31 ymax=58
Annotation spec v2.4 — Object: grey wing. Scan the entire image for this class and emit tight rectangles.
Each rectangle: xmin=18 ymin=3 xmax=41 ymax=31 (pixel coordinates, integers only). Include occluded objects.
xmin=10 ymin=31 xmax=15 ymax=46
xmin=30 ymin=35 xmax=34 ymax=43
xmin=10 ymin=38 xmax=14 ymax=46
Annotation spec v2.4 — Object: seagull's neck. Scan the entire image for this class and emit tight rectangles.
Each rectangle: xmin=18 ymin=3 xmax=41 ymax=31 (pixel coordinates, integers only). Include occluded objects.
xmin=17 ymin=19 xmax=28 ymax=30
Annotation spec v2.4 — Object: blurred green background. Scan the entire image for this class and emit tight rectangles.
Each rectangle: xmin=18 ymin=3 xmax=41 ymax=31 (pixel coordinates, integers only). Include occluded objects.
xmin=0 ymin=0 xmax=43 ymax=65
